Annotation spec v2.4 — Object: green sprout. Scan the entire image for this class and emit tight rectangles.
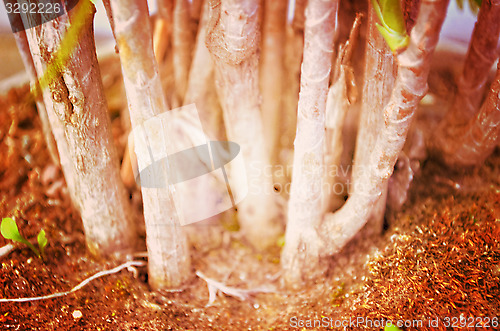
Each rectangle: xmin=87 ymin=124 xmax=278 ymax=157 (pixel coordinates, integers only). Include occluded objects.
xmin=372 ymin=0 xmax=410 ymax=53
xmin=385 ymin=324 xmax=403 ymax=331
xmin=1 ymin=217 xmax=47 ymax=259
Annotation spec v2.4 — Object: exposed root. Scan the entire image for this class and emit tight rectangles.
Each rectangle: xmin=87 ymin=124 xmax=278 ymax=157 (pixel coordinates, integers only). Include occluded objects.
xmin=0 ymin=261 xmax=145 ymax=303
xmin=196 ymin=271 xmax=275 ymax=306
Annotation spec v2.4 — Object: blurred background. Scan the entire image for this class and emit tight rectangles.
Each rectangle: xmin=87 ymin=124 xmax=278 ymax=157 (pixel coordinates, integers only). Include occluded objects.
xmin=0 ymin=0 xmax=477 ymax=93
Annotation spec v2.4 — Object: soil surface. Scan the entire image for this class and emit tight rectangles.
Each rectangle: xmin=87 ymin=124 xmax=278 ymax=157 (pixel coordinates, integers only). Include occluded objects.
xmin=0 ymin=57 xmax=499 ymax=330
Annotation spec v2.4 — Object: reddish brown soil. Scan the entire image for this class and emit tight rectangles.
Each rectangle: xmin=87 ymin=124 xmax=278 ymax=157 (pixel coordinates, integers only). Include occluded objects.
xmin=0 ymin=80 xmax=499 ymax=330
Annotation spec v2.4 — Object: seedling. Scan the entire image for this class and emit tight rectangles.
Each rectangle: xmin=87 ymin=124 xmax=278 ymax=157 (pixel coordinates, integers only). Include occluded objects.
xmin=385 ymin=324 xmax=403 ymax=331
xmin=1 ymin=217 xmax=47 ymax=259
xmin=372 ymin=0 xmax=409 ymax=53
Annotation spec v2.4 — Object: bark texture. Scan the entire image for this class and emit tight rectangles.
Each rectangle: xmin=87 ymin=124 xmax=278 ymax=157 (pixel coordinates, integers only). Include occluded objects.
xmin=282 ymin=0 xmax=308 ymax=170
xmin=322 ymin=15 xmax=361 ymax=214
xmin=350 ymin=6 xmax=396 ymax=234
xmin=206 ymin=0 xmax=282 ymax=249
xmin=109 ymin=0 xmax=192 ymax=289
xmin=281 ymin=0 xmax=338 ymax=287
xmin=23 ymin=0 xmax=136 ymax=257
xmin=184 ymin=0 xmax=223 ymax=140
xmin=433 ymin=0 xmax=500 ymax=164
xmin=438 ymin=63 xmax=500 ymax=166
xmin=321 ymin=0 xmax=450 ymax=256
xmin=183 ymin=1 xmax=232 ymax=251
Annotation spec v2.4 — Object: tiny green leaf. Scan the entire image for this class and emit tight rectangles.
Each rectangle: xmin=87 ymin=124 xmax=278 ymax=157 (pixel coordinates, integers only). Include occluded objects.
xmin=2 ymin=218 xmax=28 ymax=244
xmin=385 ymin=324 xmax=403 ymax=331
xmin=1 ymin=217 xmax=40 ymax=257
xmin=372 ymin=0 xmax=409 ymax=53
xmin=37 ymin=229 xmax=48 ymax=257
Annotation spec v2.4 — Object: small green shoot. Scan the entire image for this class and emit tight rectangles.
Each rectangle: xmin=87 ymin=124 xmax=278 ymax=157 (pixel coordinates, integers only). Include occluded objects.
xmin=1 ymin=217 xmax=47 ymax=259
xmin=37 ymin=229 xmax=48 ymax=258
xmin=385 ymin=324 xmax=403 ymax=331
xmin=372 ymin=0 xmax=410 ymax=53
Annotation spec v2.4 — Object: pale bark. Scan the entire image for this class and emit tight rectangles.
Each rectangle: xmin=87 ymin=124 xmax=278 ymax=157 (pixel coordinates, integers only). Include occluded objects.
xmin=260 ymin=0 xmax=287 ymax=165
xmin=322 ymin=15 xmax=361 ymax=214
xmin=173 ymin=0 xmax=196 ymax=104
xmin=321 ymin=0 xmax=449 ymax=256
xmin=108 ymin=0 xmax=192 ymax=289
xmin=206 ymin=0 xmax=283 ymax=249
xmin=281 ymin=0 xmax=308 ymax=170
xmin=350 ymin=6 xmax=396 ymax=234
xmin=184 ymin=0 xmax=223 ymax=140
xmin=433 ymin=0 xmax=500 ymax=163
xmin=438 ymin=63 xmax=500 ymax=166
xmin=179 ymin=2 xmax=227 ymax=250
xmin=281 ymin=0 xmax=338 ymax=286
xmin=23 ymin=0 xmax=136 ymax=257
xmin=12 ymin=30 xmax=60 ymax=167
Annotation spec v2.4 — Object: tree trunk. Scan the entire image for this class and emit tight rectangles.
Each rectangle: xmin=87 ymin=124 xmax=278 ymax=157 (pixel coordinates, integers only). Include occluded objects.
xmin=154 ymin=0 xmax=174 ymax=63
xmin=172 ymin=0 xmax=196 ymax=105
xmin=281 ymin=0 xmax=339 ymax=287
xmin=281 ymin=0 xmax=307 ymax=173
xmin=184 ymin=0 xmax=223 ymax=140
xmin=433 ymin=0 xmax=500 ymax=162
xmin=321 ymin=0 xmax=449 ymax=257
xmin=438 ymin=62 xmax=500 ymax=166
xmin=350 ymin=5 xmax=397 ymax=234
xmin=260 ymin=0 xmax=287 ymax=166
xmin=23 ymin=0 xmax=136 ymax=258
xmin=322 ymin=14 xmax=362 ymax=214
xmin=108 ymin=0 xmax=192 ymax=289
xmin=206 ymin=0 xmax=283 ymax=249
xmin=11 ymin=28 xmax=60 ymax=167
